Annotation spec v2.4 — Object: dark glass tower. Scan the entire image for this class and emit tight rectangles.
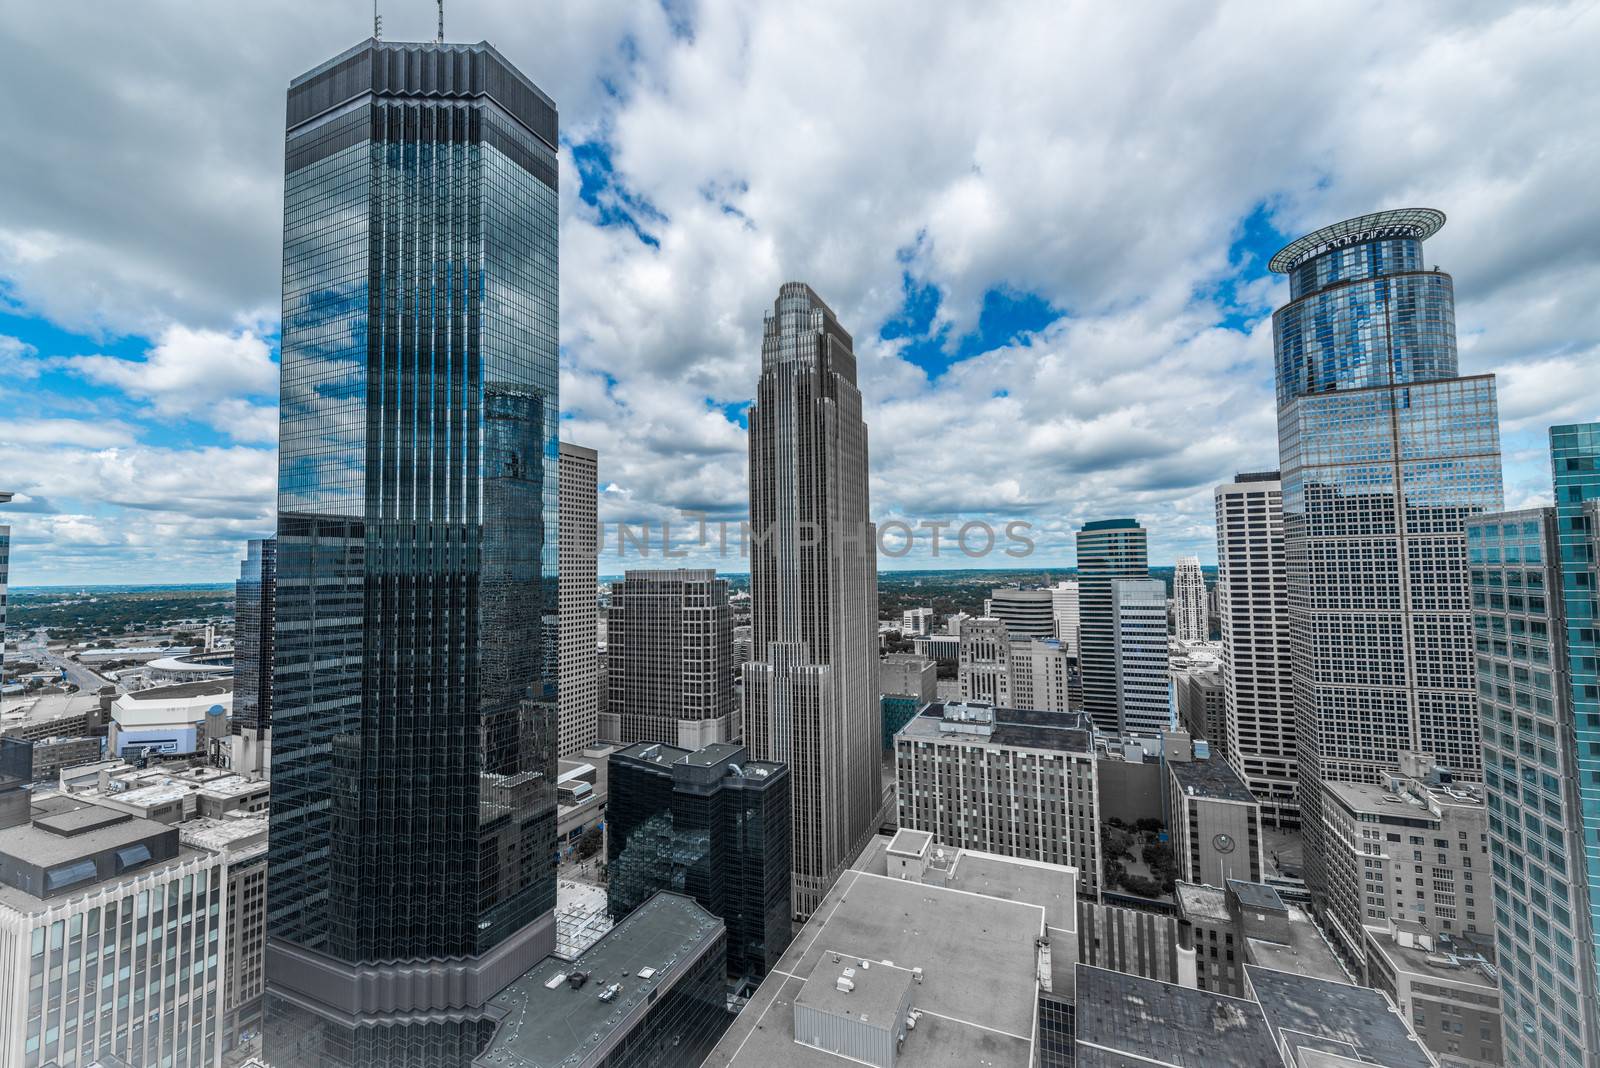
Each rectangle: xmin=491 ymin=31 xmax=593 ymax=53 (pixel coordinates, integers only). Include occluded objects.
xmin=606 ymin=742 xmax=793 ymax=984
xmin=264 ymin=38 xmax=560 ymax=1068
xmin=232 ymin=537 xmax=275 ymax=772
xmin=1270 ymin=209 xmax=1502 ymax=936
xmin=1075 ymin=518 xmax=1149 ymax=733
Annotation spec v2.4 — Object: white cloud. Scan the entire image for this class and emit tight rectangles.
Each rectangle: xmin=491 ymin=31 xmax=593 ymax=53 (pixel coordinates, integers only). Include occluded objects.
xmin=67 ymin=325 xmax=278 ymax=443
xmin=0 ymin=335 xmax=40 ymax=378
xmin=3 ymin=0 xmax=1600 ymax=580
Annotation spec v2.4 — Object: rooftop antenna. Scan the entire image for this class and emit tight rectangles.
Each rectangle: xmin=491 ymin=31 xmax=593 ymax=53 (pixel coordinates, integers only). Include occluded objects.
xmin=373 ymin=0 xmax=382 ymax=39
xmin=436 ymin=0 xmax=445 ymax=43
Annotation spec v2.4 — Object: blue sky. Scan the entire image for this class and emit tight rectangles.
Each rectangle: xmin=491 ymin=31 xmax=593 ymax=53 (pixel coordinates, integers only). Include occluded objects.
xmin=2 ymin=1 xmax=1597 ymax=585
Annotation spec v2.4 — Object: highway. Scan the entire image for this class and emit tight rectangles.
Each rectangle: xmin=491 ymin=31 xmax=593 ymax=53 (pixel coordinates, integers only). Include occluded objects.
xmin=15 ymin=629 xmax=110 ymax=693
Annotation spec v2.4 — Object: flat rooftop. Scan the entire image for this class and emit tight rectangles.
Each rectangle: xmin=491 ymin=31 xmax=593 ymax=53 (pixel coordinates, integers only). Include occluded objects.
xmin=1247 ymin=965 xmax=1434 ymax=1068
xmin=900 ymin=702 xmax=1094 ymax=754
xmin=678 ymin=741 xmax=745 ymax=768
xmin=611 ymin=742 xmax=691 ymax=768
xmin=795 ymin=950 xmax=915 ymax=1026
xmin=704 ymin=866 xmax=1043 ymax=1067
xmin=1073 ymin=964 xmax=1279 ymax=1068
xmin=1170 ymin=757 xmax=1256 ymax=804
xmin=475 ymin=893 xmax=723 ymax=1068
xmin=119 ymin=680 xmax=231 ymax=702
xmin=1365 ymin=929 xmax=1499 ymax=991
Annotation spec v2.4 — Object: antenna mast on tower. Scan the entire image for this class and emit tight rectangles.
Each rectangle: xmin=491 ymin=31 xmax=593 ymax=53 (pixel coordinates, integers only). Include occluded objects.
xmin=436 ymin=0 xmax=444 ymax=43
xmin=373 ymin=0 xmax=382 ymax=39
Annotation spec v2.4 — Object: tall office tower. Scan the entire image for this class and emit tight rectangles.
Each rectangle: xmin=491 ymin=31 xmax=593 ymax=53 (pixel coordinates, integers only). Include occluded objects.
xmin=1214 ymin=472 xmax=1298 ymax=827
xmin=1172 ymin=555 xmax=1207 ymax=641
xmin=744 ymin=282 xmax=880 ymax=918
xmin=1112 ymin=578 xmax=1171 ymax=736
xmin=558 ymin=441 xmax=599 ymax=756
xmin=1051 ymin=579 xmax=1080 ymax=654
xmin=1470 ymin=430 xmax=1600 ymax=1067
xmin=1271 ymin=209 xmax=1502 ymax=911
xmin=1076 ymin=519 xmax=1149 ymax=731
xmin=0 ymin=491 xmax=10 ymax=684
xmin=958 ymin=616 xmax=1011 ymax=704
xmin=605 ymin=741 xmax=792 ymax=982
xmin=989 ymin=586 xmax=1056 ymax=639
xmin=265 ymin=38 xmax=560 ymax=1068
xmin=606 ymin=568 xmax=735 ymax=748
xmin=232 ymin=537 xmax=276 ymax=776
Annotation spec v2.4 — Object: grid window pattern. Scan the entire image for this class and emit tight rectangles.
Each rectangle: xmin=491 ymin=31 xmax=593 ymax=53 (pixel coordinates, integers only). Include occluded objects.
xmin=607 ymin=570 xmax=735 ymax=747
xmin=1075 ymin=521 xmax=1149 ymax=732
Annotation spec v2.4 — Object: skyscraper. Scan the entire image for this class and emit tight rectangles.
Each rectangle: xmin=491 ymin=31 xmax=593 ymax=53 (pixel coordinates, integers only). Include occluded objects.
xmin=232 ymin=536 xmax=275 ymax=777
xmin=1271 ymin=209 xmax=1502 ymax=912
xmin=1076 ymin=519 xmax=1149 ymax=732
xmin=605 ymin=568 xmax=735 ymax=748
xmin=989 ymin=586 xmax=1056 ymax=639
xmin=1469 ymin=428 xmax=1600 ymax=1067
xmin=1214 ymin=472 xmax=1297 ymax=827
xmin=958 ymin=616 xmax=1011 ymax=704
xmin=1172 ymin=555 xmax=1207 ymax=642
xmin=265 ymin=38 xmax=560 ymax=1067
xmin=558 ymin=441 xmax=599 ymax=756
xmin=1112 ymin=577 xmax=1172 ymax=736
xmin=743 ymin=282 xmax=880 ymax=918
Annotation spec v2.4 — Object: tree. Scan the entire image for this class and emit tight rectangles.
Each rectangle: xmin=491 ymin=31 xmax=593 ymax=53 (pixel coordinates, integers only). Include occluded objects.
xmin=576 ymin=825 xmax=603 ymax=860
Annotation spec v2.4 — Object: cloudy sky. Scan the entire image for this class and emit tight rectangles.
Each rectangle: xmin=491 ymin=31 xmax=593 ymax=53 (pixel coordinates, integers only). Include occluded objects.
xmin=1 ymin=1 xmax=1597 ymax=586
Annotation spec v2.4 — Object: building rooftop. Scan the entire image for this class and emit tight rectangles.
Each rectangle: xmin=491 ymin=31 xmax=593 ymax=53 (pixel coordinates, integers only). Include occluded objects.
xmin=1082 ymin=518 xmax=1142 ymax=532
xmin=1170 ymin=756 xmax=1257 ymax=805
xmin=1073 ymin=964 xmax=1280 ymax=1068
xmin=178 ymin=816 xmax=269 ymax=855
xmin=705 ymin=865 xmax=1043 ymax=1067
xmin=1268 ymin=208 xmax=1445 ymax=274
xmin=475 ymin=893 xmax=723 ymax=1068
xmin=794 ymin=949 xmax=916 ymax=1028
xmin=119 ymin=680 xmax=231 ymax=702
xmin=900 ymin=702 xmax=1095 ymax=754
xmin=885 ymin=828 xmax=932 ymax=858
xmin=1246 ymin=966 xmax=1434 ymax=1068
xmin=1364 ymin=926 xmax=1499 ymax=992
xmin=678 ymin=741 xmax=745 ymax=768
xmin=611 ymin=742 xmax=692 ymax=769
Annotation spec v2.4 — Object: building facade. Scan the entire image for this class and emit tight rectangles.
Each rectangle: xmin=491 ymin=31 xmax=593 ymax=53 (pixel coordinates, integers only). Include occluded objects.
xmin=606 ymin=569 xmax=735 ymax=749
xmin=894 ymin=701 xmax=1102 ymax=895
xmin=1 ymin=491 xmax=13 ymax=684
xmin=1214 ymin=471 xmax=1298 ymax=827
xmin=899 ymin=607 xmax=935 ymax=636
xmin=1317 ymin=754 xmax=1490 ymax=965
xmin=958 ymin=616 xmax=1010 ymax=705
xmin=1076 ymin=519 xmax=1149 ymax=732
xmin=1174 ymin=668 xmax=1224 ymax=743
xmin=559 ymin=442 xmax=600 ymax=757
xmin=1272 ymin=209 xmax=1503 ymax=912
xmin=1364 ymin=923 xmax=1503 ymax=1068
xmin=989 ymin=587 xmax=1055 ymax=640
xmin=265 ymin=38 xmax=561 ymax=1066
xmin=1167 ymin=755 xmax=1264 ymax=887
xmin=1112 ymin=578 xmax=1170 ymax=736
xmin=1172 ymin=555 xmax=1207 ymax=642
xmin=1470 ymin=433 xmax=1600 ymax=1068
xmin=605 ymin=742 xmax=792 ymax=982
xmin=1008 ymin=638 xmax=1075 ymax=714
xmin=743 ymin=284 xmax=880 ymax=918
xmin=1051 ymin=580 xmax=1080 ymax=655
xmin=232 ymin=537 xmax=275 ymax=777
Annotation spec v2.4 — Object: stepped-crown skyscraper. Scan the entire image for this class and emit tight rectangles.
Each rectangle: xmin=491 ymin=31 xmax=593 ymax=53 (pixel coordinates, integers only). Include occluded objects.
xmin=264 ymin=38 xmax=560 ymax=1067
xmin=743 ymin=283 xmax=880 ymax=918
xmin=1270 ymin=209 xmax=1503 ymax=911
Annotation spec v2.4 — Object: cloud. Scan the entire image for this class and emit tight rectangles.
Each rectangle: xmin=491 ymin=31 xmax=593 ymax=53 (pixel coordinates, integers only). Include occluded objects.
xmin=3 ymin=0 xmax=1600 ymax=581
xmin=67 ymin=325 xmax=278 ymax=443
xmin=0 ymin=419 xmax=137 ymax=448
xmin=0 ymin=335 xmax=40 ymax=378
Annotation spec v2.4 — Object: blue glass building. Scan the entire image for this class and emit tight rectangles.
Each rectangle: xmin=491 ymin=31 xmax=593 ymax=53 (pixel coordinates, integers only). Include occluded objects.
xmin=1270 ymin=210 xmax=1503 ymax=938
xmin=263 ymin=37 xmax=560 ymax=1068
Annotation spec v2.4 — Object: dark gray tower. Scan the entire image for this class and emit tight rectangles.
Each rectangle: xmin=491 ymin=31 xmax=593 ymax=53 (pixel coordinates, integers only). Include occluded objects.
xmin=232 ymin=536 xmax=275 ymax=775
xmin=264 ymin=38 xmax=560 ymax=1067
xmin=743 ymin=283 xmax=880 ymax=918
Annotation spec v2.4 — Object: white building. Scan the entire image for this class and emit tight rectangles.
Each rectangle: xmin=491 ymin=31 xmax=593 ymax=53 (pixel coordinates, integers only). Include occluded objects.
xmin=1111 ymin=579 xmax=1171 ymax=736
xmin=558 ymin=441 xmax=600 ymax=757
xmin=108 ymin=681 xmax=231 ymax=758
xmin=1008 ymin=638 xmax=1074 ymax=714
xmin=988 ymin=587 xmax=1055 ymax=640
xmin=1051 ymin=580 xmax=1080 ymax=655
xmin=1213 ymin=472 xmax=1298 ymax=828
xmin=1172 ymin=555 xmax=1207 ymax=642
xmin=899 ymin=607 xmax=935 ymax=636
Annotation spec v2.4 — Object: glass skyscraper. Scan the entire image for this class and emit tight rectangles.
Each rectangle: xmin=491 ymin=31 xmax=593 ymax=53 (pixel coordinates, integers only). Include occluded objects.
xmin=264 ymin=37 xmax=560 ymax=1068
xmin=1074 ymin=518 xmax=1149 ymax=733
xmin=1471 ymin=425 xmax=1600 ymax=1066
xmin=1271 ymin=209 xmax=1503 ymax=916
xmin=231 ymin=537 xmax=275 ymax=775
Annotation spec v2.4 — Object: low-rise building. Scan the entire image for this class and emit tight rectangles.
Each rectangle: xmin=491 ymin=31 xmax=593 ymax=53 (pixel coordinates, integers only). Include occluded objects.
xmin=879 ymin=654 xmax=936 ymax=702
xmin=108 ymin=680 xmax=231 ymax=758
xmin=1318 ymin=752 xmax=1490 ymax=963
xmin=0 ymin=795 xmax=239 ymax=1067
xmin=909 ymin=633 xmax=960 ymax=663
xmin=1364 ymin=922 xmax=1502 ymax=1068
xmin=706 ymin=829 xmax=1078 ymax=1068
xmin=1174 ymin=879 xmax=1349 ymax=997
xmin=1167 ymin=752 xmax=1264 ymax=886
xmin=1173 ymin=666 xmax=1224 ymax=743
xmin=555 ymin=747 xmax=613 ymax=857
xmin=899 ymin=607 xmax=935 ymax=636
xmin=473 ymin=892 xmax=729 ymax=1068
xmin=894 ymin=701 xmax=1102 ymax=895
